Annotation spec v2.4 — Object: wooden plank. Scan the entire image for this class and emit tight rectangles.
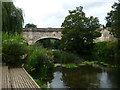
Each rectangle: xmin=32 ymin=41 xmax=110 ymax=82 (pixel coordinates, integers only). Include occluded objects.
xmin=22 ymin=68 xmax=40 ymax=88
xmin=10 ymin=68 xmax=23 ymax=88
xmin=9 ymin=68 xmax=40 ymax=89
xmin=2 ymin=66 xmax=11 ymax=89
xmin=2 ymin=66 xmax=40 ymax=89
xmin=18 ymin=69 xmax=35 ymax=88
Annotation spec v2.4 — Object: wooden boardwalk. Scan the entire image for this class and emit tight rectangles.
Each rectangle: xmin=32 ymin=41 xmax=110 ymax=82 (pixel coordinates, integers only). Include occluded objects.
xmin=2 ymin=66 xmax=41 ymax=89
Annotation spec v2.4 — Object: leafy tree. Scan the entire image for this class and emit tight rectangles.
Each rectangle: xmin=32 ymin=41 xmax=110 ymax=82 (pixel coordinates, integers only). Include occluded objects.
xmin=61 ymin=6 xmax=100 ymax=54
xmin=25 ymin=23 xmax=37 ymax=28
xmin=106 ymin=2 xmax=120 ymax=46
xmin=105 ymin=11 xmax=114 ymax=27
xmin=2 ymin=2 xmax=24 ymax=34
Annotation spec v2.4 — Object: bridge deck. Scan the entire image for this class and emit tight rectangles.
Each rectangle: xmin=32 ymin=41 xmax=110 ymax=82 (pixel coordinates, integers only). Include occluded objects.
xmin=2 ymin=66 xmax=40 ymax=89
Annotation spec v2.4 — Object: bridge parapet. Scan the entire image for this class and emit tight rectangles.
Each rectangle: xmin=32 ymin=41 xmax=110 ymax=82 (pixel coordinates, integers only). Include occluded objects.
xmin=23 ymin=28 xmax=63 ymax=32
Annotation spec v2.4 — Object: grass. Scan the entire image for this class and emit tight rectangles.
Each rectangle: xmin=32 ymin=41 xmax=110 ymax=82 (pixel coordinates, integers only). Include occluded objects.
xmin=54 ymin=61 xmax=119 ymax=69
xmin=34 ymin=79 xmax=47 ymax=88
xmin=63 ymin=64 xmax=78 ymax=68
xmin=78 ymin=61 xmax=118 ymax=68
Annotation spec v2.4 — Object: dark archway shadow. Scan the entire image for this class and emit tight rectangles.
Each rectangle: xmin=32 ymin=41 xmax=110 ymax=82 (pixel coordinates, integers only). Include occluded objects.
xmin=35 ymin=38 xmax=61 ymax=49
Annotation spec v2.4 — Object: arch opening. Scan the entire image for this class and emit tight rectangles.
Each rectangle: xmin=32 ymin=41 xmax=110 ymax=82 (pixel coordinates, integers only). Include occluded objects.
xmin=35 ymin=38 xmax=61 ymax=49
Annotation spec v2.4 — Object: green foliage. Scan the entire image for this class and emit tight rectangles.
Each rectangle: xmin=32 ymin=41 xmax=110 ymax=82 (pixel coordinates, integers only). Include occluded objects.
xmin=93 ymin=41 xmax=119 ymax=65
xmin=34 ymin=79 xmax=47 ymax=88
xmin=2 ymin=2 xmax=24 ymax=34
xmin=63 ymin=64 xmax=78 ymax=68
xmin=36 ymin=39 xmax=60 ymax=49
xmin=25 ymin=45 xmax=54 ymax=78
xmin=61 ymin=6 xmax=101 ymax=54
xmin=2 ymin=33 xmax=28 ymax=66
xmin=93 ymin=42 xmax=118 ymax=58
xmin=106 ymin=2 xmax=120 ymax=42
xmin=53 ymin=51 xmax=82 ymax=64
xmin=105 ymin=11 xmax=114 ymax=27
xmin=25 ymin=23 xmax=37 ymax=28
xmin=79 ymin=61 xmax=117 ymax=68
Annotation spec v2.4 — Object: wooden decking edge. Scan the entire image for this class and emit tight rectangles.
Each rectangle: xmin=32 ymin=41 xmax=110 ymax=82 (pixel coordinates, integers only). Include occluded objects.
xmin=22 ymin=68 xmax=41 ymax=89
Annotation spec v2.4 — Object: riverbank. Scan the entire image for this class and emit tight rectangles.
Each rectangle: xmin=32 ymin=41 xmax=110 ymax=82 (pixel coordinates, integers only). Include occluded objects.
xmin=54 ymin=60 xmax=120 ymax=69
xmin=32 ymin=60 xmax=120 ymax=88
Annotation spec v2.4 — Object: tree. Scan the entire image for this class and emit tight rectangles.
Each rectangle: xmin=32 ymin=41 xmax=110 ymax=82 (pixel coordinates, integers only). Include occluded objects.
xmin=61 ymin=6 xmax=100 ymax=54
xmin=106 ymin=1 xmax=120 ymax=45
xmin=105 ymin=11 xmax=114 ymax=27
xmin=25 ymin=23 xmax=37 ymax=28
xmin=2 ymin=2 xmax=24 ymax=34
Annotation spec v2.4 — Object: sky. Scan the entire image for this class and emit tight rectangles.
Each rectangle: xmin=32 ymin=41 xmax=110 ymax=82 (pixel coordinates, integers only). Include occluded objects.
xmin=14 ymin=0 xmax=119 ymax=28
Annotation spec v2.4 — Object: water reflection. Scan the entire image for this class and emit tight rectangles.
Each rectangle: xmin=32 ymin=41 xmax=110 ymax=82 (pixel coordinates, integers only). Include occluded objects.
xmin=44 ymin=66 xmax=120 ymax=88
xmin=49 ymin=71 xmax=66 ymax=88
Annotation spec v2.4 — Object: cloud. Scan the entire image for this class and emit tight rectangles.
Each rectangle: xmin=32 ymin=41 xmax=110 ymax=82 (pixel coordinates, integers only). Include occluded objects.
xmin=14 ymin=0 xmax=118 ymax=28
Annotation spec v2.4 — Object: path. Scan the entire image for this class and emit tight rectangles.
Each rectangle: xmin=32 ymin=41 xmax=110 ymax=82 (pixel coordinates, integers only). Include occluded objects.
xmin=2 ymin=65 xmax=40 ymax=89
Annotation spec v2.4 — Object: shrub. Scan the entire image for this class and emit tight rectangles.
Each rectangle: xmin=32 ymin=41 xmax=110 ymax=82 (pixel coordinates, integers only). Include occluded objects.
xmin=53 ymin=51 xmax=82 ymax=64
xmin=93 ymin=41 xmax=119 ymax=64
xmin=93 ymin=41 xmax=118 ymax=57
xmin=34 ymin=79 xmax=47 ymax=88
xmin=25 ymin=45 xmax=54 ymax=79
xmin=2 ymin=33 xmax=28 ymax=66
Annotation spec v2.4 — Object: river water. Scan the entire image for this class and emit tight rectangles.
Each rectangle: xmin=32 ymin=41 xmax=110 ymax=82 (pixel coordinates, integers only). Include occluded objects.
xmin=43 ymin=66 xmax=120 ymax=88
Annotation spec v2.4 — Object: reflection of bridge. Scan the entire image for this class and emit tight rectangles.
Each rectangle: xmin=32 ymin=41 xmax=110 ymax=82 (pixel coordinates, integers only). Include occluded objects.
xmin=23 ymin=28 xmax=63 ymax=45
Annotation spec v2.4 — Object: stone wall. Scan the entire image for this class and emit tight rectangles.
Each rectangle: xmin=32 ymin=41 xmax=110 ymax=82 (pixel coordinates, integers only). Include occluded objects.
xmin=94 ymin=27 xmax=117 ymax=43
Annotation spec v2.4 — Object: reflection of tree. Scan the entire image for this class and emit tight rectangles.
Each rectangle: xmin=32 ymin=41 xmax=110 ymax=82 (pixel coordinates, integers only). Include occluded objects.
xmin=42 ymin=67 xmax=62 ymax=84
xmin=107 ymin=69 xmax=120 ymax=88
xmin=41 ymin=68 xmax=54 ymax=84
xmin=41 ymin=67 xmax=120 ymax=88
xmin=62 ymin=66 xmax=102 ymax=88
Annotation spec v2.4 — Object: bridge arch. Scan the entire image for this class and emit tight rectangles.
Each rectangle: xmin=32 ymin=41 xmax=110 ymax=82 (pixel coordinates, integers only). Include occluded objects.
xmin=34 ymin=37 xmax=61 ymax=44
xmin=23 ymin=28 xmax=62 ymax=45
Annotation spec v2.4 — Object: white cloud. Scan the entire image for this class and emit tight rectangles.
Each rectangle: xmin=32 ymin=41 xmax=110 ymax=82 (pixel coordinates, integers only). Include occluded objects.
xmin=14 ymin=0 xmax=118 ymax=28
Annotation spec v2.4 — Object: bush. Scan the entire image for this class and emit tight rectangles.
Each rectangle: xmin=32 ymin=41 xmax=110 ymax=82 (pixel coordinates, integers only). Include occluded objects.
xmin=93 ymin=41 xmax=118 ymax=57
xmin=53 ymin=51 xmax=82 ymax=64
xmin=34 ymin=79 xmax=47 ymax=88
xmin=25 ymin=45 xmax=54 ymax=79
xmin=2 ymin=33 xmax=28 ymax=66
xmin=93 ymin=41 xmax=119 ymax=64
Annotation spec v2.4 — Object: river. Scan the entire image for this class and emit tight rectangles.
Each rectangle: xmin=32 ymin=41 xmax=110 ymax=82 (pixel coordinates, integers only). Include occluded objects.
xmin=42 ymin=66 xmax=120 ymax=88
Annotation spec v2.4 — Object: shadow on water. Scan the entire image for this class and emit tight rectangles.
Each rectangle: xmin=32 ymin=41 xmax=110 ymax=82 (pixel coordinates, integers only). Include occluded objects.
xmin=43 ymin=66 xmax=120 ymax=88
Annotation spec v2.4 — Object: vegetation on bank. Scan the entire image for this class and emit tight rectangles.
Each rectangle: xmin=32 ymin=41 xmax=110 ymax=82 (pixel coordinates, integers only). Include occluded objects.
xmin=2 ymin=33 xmax=28 ymax=66
xmin=25 ymin=45 xmax=54 ymax=79
xmin=53 ymin=50 xmax=83 ymax=64
xmin=92 ymin=41 xmax=120 ymax=65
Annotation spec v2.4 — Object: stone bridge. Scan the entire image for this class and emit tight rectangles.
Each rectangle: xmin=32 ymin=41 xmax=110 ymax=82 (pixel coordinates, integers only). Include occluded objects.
xmin=23 ymin=28 xmax=63 ymax=45
xmin=23 ymin=27 xmax=117 ymax=45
